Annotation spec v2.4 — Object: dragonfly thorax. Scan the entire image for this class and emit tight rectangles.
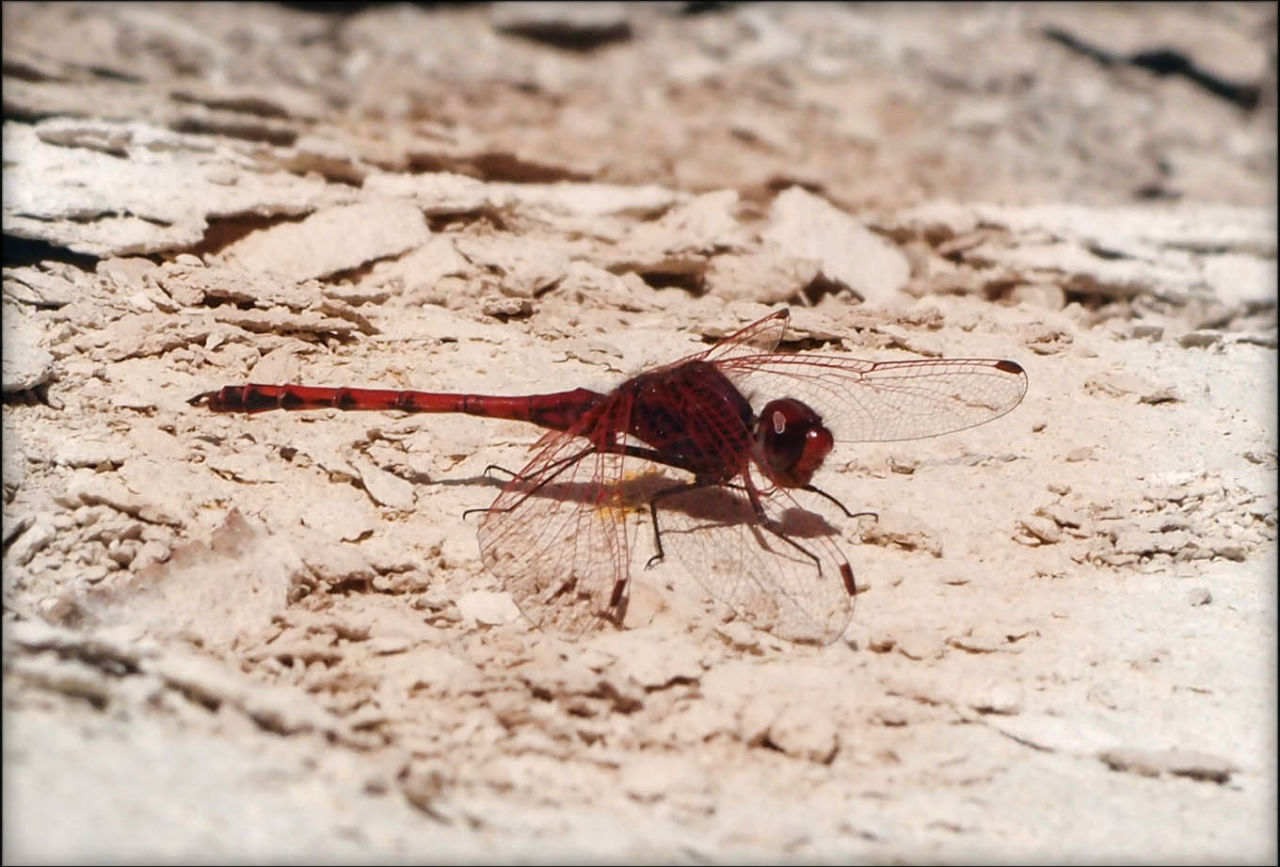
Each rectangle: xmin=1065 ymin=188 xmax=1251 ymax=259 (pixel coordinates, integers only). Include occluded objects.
xmin=753 ymin=397 xmax=834 ymax=488
xmin=621 ymin=360 xmax=756 ymax=483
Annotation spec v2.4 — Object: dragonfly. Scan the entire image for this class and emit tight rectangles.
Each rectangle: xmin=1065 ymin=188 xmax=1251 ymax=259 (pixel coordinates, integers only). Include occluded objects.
xmin=189 ymin=309 xmax=1028 ymax=644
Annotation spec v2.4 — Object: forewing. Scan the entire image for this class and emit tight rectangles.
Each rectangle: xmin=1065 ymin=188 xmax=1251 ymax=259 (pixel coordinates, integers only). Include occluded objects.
xmin=476 ymin=399 xmax=635 ymax=635
xmin=718 ymin=353 xmax=1028 ymax=443
xmin=672 ymin=308 xmax=790 ymax=367
xmin=656 ymin=481 xmax=856 ymax=645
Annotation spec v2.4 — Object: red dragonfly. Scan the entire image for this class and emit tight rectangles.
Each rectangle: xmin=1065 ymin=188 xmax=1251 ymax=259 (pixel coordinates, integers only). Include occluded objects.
xmin=190 ymin=309 xmax=1027 ymax=644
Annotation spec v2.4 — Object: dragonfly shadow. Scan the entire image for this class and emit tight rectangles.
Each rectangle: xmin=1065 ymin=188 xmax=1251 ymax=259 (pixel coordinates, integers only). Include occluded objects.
xmin=445 ymin=463 xmax=843 ymax=542
xmin=651 ymin=481 xmax=845 ymax=540
xmin=435 ymin=473 xmax=513 ymax=492
xmin=518 ymin=470 xmax=686 ymax=511
xmin=650 ymin=477 xmax=857 ymax=647
xmin=444 ymin=465 xmax=688 ymax=511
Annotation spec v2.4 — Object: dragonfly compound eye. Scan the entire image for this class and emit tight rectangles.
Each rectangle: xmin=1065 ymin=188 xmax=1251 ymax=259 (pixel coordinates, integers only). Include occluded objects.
xmin=755 ymin=398 xmax=834 ymax=488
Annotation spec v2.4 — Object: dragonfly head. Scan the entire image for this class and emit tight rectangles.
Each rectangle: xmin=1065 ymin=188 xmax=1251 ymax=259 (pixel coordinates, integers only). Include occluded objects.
xmin=753 ymin=398 xmax=834 ymax=488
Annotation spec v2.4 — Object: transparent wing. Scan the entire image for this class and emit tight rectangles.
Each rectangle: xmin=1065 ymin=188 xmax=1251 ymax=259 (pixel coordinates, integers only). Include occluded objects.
xmin=718 ymin=353 xmax=1028 ymax=443
xmin=476 ymin=397 xmax=636 ymax=635
xmin=654 ymin=478 xmax=857 ymax=645
xmin=665 ymin=308 xmax=790 ymax=368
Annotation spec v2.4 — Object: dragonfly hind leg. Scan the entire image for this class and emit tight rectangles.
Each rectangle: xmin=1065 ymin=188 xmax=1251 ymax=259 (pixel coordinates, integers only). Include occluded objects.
xmin=461 ymin=446 xmax=596 ymax=520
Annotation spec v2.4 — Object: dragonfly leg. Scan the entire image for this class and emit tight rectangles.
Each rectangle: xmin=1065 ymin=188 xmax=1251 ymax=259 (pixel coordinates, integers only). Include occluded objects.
xmin=460 ymin=465 xmax=522 ymax=519
xmin=464 ymin=442 xmax=696 ymax=522
xmin=800 ymin=484 xmax=877 ymax=521
xmin=739 ymin=471 xmax=830 ymax=576
xmin=755 ymin=519 xmax=823 ymax=573
xmin=647 ymin=475 xmax=859 ymax=598
xmin=462 ymin=446 xmax=596 ymax=520
xmin=643 ymin=472 xmax=833 ymax=577
xmin=482 ymin=464 xmax=518 ymax=479
xmin=643 ymin=479 xmax=719 ymax=570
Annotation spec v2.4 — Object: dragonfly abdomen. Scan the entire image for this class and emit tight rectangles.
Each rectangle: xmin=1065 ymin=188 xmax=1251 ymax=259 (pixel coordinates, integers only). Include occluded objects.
xmin=188 ymin=384 xmax=606 ymax=433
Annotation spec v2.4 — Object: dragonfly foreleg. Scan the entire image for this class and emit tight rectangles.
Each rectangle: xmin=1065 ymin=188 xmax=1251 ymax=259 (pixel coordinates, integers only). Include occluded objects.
xmin=739 ymin=471 xmax=830 ymax=577
xmin=800 ymin=484 xmax=876 ymax=521
xmin=753 ymin=519 xmax=824 ymax=574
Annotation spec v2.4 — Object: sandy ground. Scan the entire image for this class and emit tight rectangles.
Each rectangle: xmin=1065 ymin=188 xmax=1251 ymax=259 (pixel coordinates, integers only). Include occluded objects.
xmin=3 ymin=2 xmax=1277 ymax=863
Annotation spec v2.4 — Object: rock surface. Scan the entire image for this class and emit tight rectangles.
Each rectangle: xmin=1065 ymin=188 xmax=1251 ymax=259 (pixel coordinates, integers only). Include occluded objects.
xmin=3 ymin=3 xmax=1275 ymax=864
